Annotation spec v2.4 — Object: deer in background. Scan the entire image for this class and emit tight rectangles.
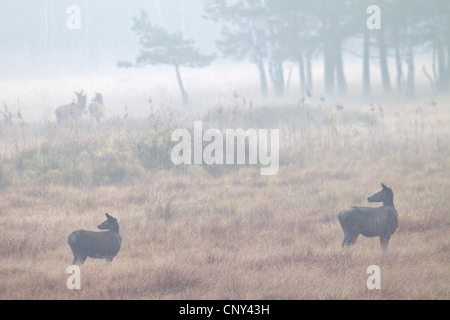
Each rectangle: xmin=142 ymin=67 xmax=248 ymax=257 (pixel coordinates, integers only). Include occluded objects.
xmin=55 ymin=90 xmax=87 ymax=123
xmin=1 ymin=103 xmax=16 ymax=125
xmin=88 ymin=92 xmax=106 ymax=120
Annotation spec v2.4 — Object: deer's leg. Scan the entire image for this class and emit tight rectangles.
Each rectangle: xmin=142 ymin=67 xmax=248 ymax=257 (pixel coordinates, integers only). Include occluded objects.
xmin=72 ymin=254 xmax=86 ymax=265
xmin=380 ymin=235 xmax=390 ymax=251
xmin=342 ymin=231 xmax=351 ymax=246
xmin=348 ymin=232 xmax=360 ymax=246
xmin=72 ymin=256 xmax=79 ymax=265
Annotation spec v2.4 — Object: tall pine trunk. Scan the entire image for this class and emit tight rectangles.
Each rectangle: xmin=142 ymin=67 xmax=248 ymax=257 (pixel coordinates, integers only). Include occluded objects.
xmin=405 ymin=44 xmax=415 ymax=98
xmin=269 ymin=59 xmax=284 ymax=97
xmin=324 ymin=36 xmax=346 ymax=98
xmin=437 ymin=40 xmax=449 ymax=93
xmin=395 ymin=43 xmax=404 ymax=92
xmin=392 ymin=22 xmax=404 ymax=93
xmin=378 ymin=28 xmax=391 ymax=94
xmin=363 ymin=28 xmax=371 ymax=98
xmin=335 ymin=39 xmax=347 ymax=97
xmin=255 ymin=58 xmax=268 ymax=97
xmin=306 ymin=50 xmax=313 ymax=93
xmin=174 ymin=63 xmax=188 ymax=105
xmin=242 ymin=0 xmax=267 ymax=97
xmin=298 ymin=56 xmax=305 ymax=95
xmin=324 ymin=36 xmax=335 ymax=97
xmin=446 ymin=43 xmax=450 ymax=92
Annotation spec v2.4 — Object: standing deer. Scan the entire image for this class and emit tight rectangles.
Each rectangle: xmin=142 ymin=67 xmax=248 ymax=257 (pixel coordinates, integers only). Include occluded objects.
xmin=338 ymin=183 xmax=398 ymax=251
xmin=88 ymin=92 xmax=106 ymax=120
xmin=55 ymin=90 xmax=87 ymax=123
xmin=68 ymin=213 xmax=122 ymax=265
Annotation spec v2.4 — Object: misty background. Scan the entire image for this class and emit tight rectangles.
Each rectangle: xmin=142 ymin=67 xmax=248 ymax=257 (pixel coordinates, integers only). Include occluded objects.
xmin=0 ymin=0 xmax=449 ymax=121
xmin=0 ymin=0 xmax=219 ymax=75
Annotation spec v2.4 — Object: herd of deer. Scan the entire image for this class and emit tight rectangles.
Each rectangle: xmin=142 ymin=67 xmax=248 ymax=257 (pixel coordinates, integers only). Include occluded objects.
xmin=68 ymin=184 xmax=398 ymax=265
xmin=55 ymin=90 xmax=105 ymax=122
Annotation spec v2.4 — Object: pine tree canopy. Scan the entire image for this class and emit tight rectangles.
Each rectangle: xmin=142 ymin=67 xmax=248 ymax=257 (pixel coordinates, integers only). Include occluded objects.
xmin=119 ymin=10 xmax=215 ymax=68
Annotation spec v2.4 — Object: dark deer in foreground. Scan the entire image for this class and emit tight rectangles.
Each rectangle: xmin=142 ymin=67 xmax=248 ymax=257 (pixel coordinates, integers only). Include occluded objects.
xmin=88 ymin=92 xmax=106 ymax=120
xmin=338 ymin=183 xmax=398 ymax=251
xmin=68 ymin=213 xmax=122 ymax=265
xmin=55 ymin=90 xmax=87 ymax=123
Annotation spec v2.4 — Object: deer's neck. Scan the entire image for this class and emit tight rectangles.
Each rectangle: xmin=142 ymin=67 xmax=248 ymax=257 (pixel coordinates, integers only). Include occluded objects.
xmin=110 ymin=226 xmax=119 ymax=234
xmin=383 ymin=198 xmax=394 ymax=207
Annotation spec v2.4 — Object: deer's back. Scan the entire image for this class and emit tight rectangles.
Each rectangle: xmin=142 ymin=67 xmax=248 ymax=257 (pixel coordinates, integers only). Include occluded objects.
xmin=68 ymin=230 xmax=121 ymax=258
xmin=339 ymin=206 xmax=398 ymax=237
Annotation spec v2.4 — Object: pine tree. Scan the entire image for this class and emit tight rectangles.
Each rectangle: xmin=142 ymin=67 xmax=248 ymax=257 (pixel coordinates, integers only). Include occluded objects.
xmin=118 ymin=10 xmax=215 ymax=105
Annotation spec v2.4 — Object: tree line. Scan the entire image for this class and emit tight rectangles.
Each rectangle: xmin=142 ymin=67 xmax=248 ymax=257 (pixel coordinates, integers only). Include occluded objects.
xmin=123 ymin=0 xmax=450 ymax=103
xmin=205 ymin=0 xmax=450 ymax=99
xmin=2 ymin=1 xmax=448 ymax=102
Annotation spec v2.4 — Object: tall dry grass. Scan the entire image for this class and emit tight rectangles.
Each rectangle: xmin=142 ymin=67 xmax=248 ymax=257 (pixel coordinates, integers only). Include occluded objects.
xmin=0 ymin=98 xmax=449 ymax=299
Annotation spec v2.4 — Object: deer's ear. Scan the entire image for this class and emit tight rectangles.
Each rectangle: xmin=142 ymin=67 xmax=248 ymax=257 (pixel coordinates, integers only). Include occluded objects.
xmin=105 ymin=213 xmax=111 ymax=219
xmin=381 ymin=183 xmax=388 ymax=190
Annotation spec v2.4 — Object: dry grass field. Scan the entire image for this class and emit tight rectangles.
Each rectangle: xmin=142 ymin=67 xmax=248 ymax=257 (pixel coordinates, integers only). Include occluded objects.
xmin=0 ymin=95 xmax=449 ymax=300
